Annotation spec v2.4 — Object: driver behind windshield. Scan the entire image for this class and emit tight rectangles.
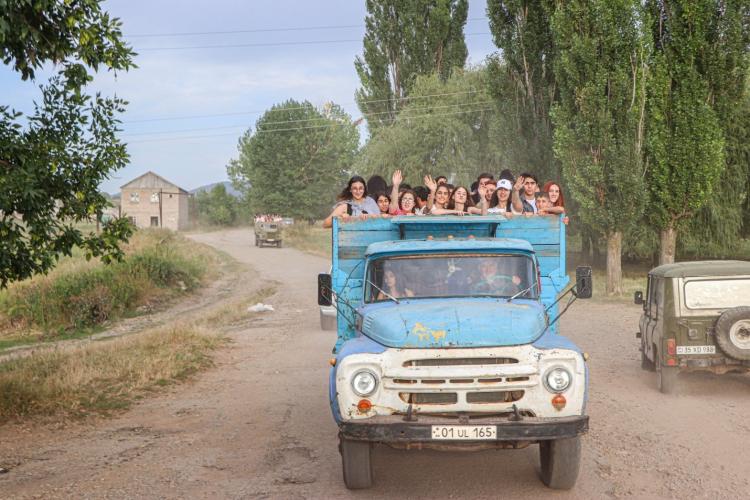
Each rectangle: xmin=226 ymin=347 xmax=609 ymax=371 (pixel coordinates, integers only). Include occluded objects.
xmin=472 ymin=258 xmax=522 ymax=296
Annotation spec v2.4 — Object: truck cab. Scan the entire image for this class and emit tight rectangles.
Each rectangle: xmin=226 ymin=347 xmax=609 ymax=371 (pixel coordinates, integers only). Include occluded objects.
xmin=318 ymin=216 xmax=591 ymax=490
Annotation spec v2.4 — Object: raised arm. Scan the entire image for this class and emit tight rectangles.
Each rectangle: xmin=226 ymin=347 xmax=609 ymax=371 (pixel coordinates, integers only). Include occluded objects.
xmin=424 ymin=175 xmax=437 ymax=211
xmin=389 ymin=170 xmax=402 ymax=214
xmin=511 ymin=175 xmax=525 ymax=213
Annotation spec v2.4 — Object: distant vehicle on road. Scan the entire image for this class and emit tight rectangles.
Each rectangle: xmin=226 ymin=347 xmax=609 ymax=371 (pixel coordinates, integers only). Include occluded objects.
xmin=282 ymin=217 xmax=295 ymax=226
xmin=634 ymin=260 xmax=750 ymax=393
xmin=254 ymin=221 xmax=282 ymax=248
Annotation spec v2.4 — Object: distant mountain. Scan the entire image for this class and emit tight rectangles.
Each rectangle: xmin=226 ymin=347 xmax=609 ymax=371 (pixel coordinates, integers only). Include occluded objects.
xmin=190 ymin=181 xmax=242 ymax=198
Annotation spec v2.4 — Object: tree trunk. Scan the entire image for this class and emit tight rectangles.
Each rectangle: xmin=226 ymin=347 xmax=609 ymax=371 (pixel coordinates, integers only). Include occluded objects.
xmin=606 ymin=231 xmax=623 ymax=296
xmin=659 ymin=225 xmax=677 ymax=265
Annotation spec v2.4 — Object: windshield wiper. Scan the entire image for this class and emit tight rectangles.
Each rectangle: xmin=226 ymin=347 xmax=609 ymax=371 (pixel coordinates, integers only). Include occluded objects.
xmin=366 ymin=280 xmax=400 ymax=304
xmin=507 ymin=282 xmax=536 ymax=303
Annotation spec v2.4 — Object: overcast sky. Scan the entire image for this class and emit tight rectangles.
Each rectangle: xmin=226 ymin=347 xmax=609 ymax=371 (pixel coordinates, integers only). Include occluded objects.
xmin=1 ymin=0 xmax=497 ymax=194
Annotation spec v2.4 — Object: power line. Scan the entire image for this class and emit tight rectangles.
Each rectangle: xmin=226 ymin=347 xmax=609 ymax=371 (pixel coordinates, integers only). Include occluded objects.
xmin=126 ymin=106 xmax=496 ymax=143
xmin=123 ymin=89 xmax=485 ymax=123
xmin=136 ymin=32 xmax=492 ymax=52
xmin=127 ymin=17 xmax=488 ymax=38
xmin=122 ymin=101 xmax=495 ymax=137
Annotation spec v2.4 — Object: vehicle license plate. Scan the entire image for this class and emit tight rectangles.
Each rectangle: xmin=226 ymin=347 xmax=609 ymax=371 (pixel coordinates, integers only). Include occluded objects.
xmin=676 ymin=345 xmax=716 ymax=355
xmin=431 ymin=425 xmax=497 ymax=440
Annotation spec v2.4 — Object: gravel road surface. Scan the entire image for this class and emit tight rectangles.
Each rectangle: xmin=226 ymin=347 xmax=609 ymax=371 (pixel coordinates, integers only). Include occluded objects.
xmin=1 ymin=228 xmax=748 ymax=499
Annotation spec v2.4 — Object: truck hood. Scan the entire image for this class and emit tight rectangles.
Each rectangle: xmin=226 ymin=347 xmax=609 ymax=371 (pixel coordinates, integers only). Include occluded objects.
xmin=359 ymin=298 xmax=547 ymax=348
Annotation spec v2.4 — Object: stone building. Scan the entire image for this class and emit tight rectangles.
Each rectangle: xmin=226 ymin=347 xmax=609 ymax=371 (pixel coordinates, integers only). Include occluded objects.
xmin=120 ymin=171 xmax=190 ymax=231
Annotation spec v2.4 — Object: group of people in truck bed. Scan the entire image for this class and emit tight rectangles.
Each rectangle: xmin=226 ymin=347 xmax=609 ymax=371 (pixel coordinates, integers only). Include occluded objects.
xmin=323 ymin=169 xmax=567 ymax=228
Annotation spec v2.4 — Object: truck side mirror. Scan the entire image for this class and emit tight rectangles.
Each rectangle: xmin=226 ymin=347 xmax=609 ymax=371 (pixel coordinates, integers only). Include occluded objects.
xmin=318 ymin=273 xmax=332 ymax=306
xmin=634 ymin=291 xmax=643 ymax=305
xmin=575 ymin=266 xmax=592 ymax=299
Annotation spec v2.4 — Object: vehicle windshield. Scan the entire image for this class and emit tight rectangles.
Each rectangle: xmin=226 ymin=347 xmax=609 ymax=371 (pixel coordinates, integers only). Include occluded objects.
xmin=364 ymin=253 xmax=537 ymax=303
xmin=684 ymin=278 xmax=750 ymax=309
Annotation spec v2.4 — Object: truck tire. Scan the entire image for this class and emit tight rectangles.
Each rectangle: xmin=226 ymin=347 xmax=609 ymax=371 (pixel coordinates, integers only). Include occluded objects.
xmin=340 ymin=437 xmax=372 ymax=489
xmin=277 ymin=241 xmax=282 ymax=248
xmin=655 ymin=348 xmax=677 ymax=394
xmin=320 ymin=311 xmax=336 ymax=331
xmin=539 ymin=436 xmax=581 ymax=490
xmin=714 ymin=306 xmax=750 ymax=361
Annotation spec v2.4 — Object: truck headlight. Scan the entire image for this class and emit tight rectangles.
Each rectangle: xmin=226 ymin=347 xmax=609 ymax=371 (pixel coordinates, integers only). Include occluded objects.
xmin=351 ymin=369 xmax=378 ymax=397
xmin=543 ymin=367 xmax=572 ymax=393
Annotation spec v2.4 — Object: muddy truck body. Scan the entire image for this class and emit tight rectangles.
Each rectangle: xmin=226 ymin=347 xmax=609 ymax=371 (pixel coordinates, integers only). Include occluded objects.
xmin=317 ymin=216 xmax=592 ymax=489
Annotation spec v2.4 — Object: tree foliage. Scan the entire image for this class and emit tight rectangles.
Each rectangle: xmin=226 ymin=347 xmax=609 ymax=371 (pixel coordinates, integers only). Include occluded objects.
xmin=551 ymin=0 xmax=651 ymax=293
xmin=227 ymin=100 xmax=359 ymax=219
xmin=355 ymin=0 xmax=468 ymax=132
xmin=486 ymin=0 xmax=559 ymax=181
xmin=354 ymin=69 xmax=506 ymax=186
xmin=195 ymin=184 xmax=243 ymax=226
xmin=0 ymin=0 xmax=136 ymax=286
xmin=645 ymin=0 xmax=730 ymax=263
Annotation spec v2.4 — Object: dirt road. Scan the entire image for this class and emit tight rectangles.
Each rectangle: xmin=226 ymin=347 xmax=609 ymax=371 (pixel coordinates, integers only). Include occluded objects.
xmin=2 ymin=228 xmax=749 ymax=499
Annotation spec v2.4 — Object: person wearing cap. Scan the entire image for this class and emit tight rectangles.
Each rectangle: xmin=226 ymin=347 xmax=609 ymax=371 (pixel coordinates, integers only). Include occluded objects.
xmin=487 ymin=178 xmax=519 ymax=216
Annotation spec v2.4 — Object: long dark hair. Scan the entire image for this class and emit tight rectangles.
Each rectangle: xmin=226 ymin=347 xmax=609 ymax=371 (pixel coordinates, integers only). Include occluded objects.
xmin=337 ymin=176 xmax=368 ymax=202
xmin=446 ymin=186 xmax=475 ymax=211
xmin=490 ymin=189 xmax=512 ymax=211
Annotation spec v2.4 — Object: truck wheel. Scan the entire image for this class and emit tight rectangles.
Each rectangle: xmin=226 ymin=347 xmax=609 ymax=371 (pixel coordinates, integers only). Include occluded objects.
xmin=340 ymin=437 xmax=372 ymax=489
xmin=320 ymin=311 xmax=336 ymax=331
xmin=656 ymin=351 xmax=678 ymax=394
xmin=539 ymin=436 xmax=581 ymax=490
xmin=714 ymin=306 xmax=750 ymax=361
xmin=277 ymin=241 xmax=282 ymax=248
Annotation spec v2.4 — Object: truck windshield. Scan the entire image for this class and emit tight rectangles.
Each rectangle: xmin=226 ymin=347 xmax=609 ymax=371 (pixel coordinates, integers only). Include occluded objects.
xmin=365 ymin=253 xmax=537 ymax=303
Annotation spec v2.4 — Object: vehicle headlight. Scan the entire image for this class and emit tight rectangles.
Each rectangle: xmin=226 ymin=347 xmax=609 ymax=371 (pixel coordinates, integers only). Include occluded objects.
xmin=544 ymin=367 xmax=572 ymax=393
xmin=351 ymin=369 xmax=378 ymax=397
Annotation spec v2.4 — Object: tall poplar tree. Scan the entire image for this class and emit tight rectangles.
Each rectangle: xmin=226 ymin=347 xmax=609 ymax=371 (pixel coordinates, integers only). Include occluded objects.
xmin=355 ymin=0 xmax=468 ymax=132
xmin=551 ymin=0 xmax=651 ymax=294
xmin=645 ymin=0 xmax=727 ymax=264
xmin=486 ymin=0 xmax=559 ymax=181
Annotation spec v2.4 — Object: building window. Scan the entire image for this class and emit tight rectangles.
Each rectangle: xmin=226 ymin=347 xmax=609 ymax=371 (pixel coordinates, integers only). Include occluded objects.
xmin=150 ymin=216 xmax=159 ymax=227
xmin=127 ymin=216 xmax=136 ymax=225
xmin=150 ymin=192 xmax=160 ymax=203
xmin=129 ymin=192 xmax=140 ymax=203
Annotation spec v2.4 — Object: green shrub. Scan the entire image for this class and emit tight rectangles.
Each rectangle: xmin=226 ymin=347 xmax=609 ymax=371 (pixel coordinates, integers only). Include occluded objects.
xmin=0 ymin=230 xmax=215 ymax=337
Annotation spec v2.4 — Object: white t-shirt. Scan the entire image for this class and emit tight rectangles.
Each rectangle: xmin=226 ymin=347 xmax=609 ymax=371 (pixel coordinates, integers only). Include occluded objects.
xmin=524 ymin=196 xmax=537 ymax=213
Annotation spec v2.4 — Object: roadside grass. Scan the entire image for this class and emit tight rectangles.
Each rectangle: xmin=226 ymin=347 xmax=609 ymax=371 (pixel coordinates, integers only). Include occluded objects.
xmin=0 ymin=324 xmax=224 ymax=421
xmin=0 ymin=229 xmax=220 ymax=346
xmin=283 ymin=223 xmax=331 ymax=258
xmin=0 ymin=285 xmax=277 ymax=422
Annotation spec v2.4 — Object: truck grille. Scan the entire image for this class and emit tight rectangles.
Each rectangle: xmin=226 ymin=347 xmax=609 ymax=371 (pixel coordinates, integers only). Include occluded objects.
xmin=399 ymin=393 xmax=458 ymax=405
xmin=404 ymin=357 xmax=518 ymax=367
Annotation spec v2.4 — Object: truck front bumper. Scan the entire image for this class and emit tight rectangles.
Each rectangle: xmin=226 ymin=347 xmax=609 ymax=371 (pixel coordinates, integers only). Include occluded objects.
xmin=339 ymin=414 xmax=588 ymax=443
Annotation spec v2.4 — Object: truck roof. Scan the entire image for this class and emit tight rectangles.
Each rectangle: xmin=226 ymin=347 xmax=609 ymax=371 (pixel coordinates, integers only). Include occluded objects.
xmin=365 ymin=238 xmax=535 ymax=257
xmin=650 ymin=260 xmax=750 ymax=278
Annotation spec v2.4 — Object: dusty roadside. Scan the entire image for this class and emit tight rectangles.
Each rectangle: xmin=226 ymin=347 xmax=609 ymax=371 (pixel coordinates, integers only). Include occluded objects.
xmin=0 ymin=228 xmax=748 ymax=499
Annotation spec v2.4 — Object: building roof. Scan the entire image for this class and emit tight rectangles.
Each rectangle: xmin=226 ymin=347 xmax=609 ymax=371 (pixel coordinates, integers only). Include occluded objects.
xmin=650 ymin=260 xmax=750 ymax=278
xmin=365 ymin=238 xmax=535 ymax=257
xmin=120 ymin=171 xmax=189 ymax=193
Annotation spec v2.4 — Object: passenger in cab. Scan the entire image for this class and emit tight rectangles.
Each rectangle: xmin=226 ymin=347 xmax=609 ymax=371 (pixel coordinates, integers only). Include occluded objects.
xmin=323 ymin=176 xmax=380 ymax=228
xmin=378 ymin=269 xmax=415 ymax=300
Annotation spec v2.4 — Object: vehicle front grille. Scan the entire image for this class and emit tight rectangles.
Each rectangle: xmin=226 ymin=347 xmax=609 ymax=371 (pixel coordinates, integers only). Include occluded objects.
xmin=466 ymin=390 xmax=524 ymax=404
xmin=404 ymin=357 xmax=518 ymax=367
xmin=399 ymin=393 xmax=458 ymax=405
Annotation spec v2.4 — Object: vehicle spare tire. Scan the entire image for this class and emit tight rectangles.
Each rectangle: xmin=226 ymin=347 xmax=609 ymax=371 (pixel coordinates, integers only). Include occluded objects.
xmin=714 ymin=306 xmax=750 ymax=361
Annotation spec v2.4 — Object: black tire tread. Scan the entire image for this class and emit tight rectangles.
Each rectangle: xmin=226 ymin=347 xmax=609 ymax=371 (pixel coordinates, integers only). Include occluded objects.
xmin=539 ymin=436 xmax=581 ymax=490
xmin=714 ymin=306 xmax=750 ymax=361
xmin=340 ymin=438 xmax=372 ymax=489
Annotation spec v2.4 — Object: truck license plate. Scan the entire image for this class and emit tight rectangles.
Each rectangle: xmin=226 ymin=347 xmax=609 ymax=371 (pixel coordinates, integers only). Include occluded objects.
xmin=431 ymin=425 xmax=497 ymax=440
xmin=676 ymin=345 xmax=716 ymax=354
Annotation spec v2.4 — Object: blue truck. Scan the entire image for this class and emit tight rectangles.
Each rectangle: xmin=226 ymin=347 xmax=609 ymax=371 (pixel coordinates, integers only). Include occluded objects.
xmin=317 ymin=215 xmax=592 ymax=490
